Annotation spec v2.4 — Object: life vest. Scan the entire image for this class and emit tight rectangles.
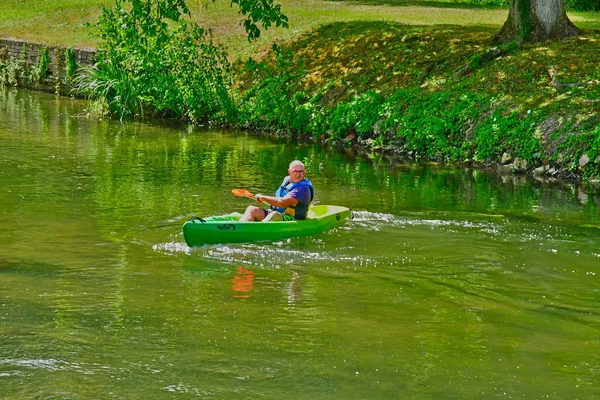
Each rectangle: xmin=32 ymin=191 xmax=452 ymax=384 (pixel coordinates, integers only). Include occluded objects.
xmin=271 ymin=177 xmax=315 ymax=220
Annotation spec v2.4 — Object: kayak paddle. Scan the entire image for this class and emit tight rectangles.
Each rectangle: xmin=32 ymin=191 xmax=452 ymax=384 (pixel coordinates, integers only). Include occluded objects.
xmin=232 ymin=189 xmax=255 ymax=198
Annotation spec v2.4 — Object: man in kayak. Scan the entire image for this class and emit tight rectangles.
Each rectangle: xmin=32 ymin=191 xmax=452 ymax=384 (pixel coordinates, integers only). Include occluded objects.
xmin=240 ymin=160 xmax=315 ymax=222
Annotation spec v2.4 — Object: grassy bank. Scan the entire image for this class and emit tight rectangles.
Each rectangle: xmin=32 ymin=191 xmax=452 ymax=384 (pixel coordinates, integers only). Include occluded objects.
xmin=1 ymin=0 xmax=600 ymax=180
xmin=236 ymin=20 xmax=600 ymax=181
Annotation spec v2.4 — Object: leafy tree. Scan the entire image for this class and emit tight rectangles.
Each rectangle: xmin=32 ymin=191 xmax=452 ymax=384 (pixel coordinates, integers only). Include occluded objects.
xmin=228 ymin=0 xmax=289 ymax=41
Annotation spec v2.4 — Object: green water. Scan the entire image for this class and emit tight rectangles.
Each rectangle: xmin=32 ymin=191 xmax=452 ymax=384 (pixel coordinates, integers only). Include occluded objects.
xmin=1 ymin=89 xmax=599 ymax=399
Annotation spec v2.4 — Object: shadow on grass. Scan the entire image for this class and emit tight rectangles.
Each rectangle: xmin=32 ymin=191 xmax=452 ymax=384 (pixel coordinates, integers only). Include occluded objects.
xmin=266 ymin=20 xmax=501 ymax=96
xmin=325 ymin=0 xmax=507 ymax=10
xmin=243 ymin=18 xmax=600 ymax=109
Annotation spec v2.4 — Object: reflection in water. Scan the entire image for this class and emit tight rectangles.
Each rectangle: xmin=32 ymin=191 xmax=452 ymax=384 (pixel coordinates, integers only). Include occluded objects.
xmin=232 ymin=267 xmax=254 ymax=298
xmin=287 ymin=270 xmax=303 ymax=306
xmin=2 ymin=89 xmax=600 ymax=399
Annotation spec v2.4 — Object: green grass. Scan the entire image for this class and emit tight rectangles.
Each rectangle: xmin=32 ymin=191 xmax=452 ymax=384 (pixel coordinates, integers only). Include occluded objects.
xmin=0 ymin=1 xmax=527 ymax=54
xmin=2 ymin=0 xmax=598 ymax=58
xmin=2 ymin=0 xmax=598 ymax=59
xmin=0 ymin=0 xmax=107 ymax=48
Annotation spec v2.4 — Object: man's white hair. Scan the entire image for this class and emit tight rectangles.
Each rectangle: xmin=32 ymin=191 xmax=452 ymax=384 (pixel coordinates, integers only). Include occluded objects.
xmin=289 ymin=160 xmax=304 ymax=170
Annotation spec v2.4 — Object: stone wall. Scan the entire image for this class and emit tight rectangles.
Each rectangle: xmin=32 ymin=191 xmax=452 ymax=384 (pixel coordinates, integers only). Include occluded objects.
xmin=0 ymin=38 xmax=96 ymax=95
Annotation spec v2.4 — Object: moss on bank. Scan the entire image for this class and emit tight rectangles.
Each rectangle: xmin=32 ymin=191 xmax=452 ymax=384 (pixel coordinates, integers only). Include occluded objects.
xmin=234 ymin=21 xmax=600 ymax=181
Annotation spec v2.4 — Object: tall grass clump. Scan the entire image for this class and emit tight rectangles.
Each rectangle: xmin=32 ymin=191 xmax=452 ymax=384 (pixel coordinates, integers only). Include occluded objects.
xmin=74 ymin=0 xmax=234 ymax=122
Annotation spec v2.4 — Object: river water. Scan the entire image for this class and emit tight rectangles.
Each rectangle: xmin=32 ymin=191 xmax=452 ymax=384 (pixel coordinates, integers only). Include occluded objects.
xmin=1 ymin=89 xmax=599 ymax=399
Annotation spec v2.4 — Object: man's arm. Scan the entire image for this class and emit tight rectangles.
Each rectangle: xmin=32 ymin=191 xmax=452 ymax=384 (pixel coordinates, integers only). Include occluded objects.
xmin=255 ymin=193 xmax=298 ymax=208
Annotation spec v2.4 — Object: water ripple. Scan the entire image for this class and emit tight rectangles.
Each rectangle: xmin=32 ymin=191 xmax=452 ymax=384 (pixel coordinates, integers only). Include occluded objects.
xmin=0 ymin=358 xmax=68 ymax=372
xmin=0 ymin=358 xmax=106 ymax=375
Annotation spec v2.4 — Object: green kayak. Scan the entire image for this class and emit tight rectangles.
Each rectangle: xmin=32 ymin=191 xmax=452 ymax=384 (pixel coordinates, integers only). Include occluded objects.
xmin=183 ymin=205 xmax=353 ymax=247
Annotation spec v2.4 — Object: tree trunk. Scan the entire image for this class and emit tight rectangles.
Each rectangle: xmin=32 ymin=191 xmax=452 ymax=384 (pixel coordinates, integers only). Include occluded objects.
xmin=492 ymin=0 xmax=579 ymax=44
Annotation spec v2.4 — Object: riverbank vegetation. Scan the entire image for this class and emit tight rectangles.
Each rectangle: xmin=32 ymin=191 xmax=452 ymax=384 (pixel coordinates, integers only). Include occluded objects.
xmin=239 ymin=22 xmax=600 ymax=181
xmin=1 ymin=0 xmax=600 ymax=181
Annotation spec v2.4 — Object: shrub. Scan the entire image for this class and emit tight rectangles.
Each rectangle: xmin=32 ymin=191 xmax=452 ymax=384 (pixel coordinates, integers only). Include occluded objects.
xmin=473 ymin=109 xmax=541 ymax=161
xmin=74 ymin=0 xmax=234 ymax=122
xmin=30 ymin=47 xmax=50 ymax=84
xmin=238 ymin=47 xmax=314 ymax=134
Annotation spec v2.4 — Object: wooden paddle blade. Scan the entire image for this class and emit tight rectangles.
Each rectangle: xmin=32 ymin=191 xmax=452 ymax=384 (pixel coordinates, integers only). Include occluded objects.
xmin=232 ymin=189 xmax=254 ymax=198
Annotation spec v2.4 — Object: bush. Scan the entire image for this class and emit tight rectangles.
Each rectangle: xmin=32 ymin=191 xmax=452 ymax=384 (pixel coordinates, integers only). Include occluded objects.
xmin=324 ymin=91 xmax=385 ymax=140
xmin=238 ymin=48 xmax=315 ymax=134
xmin=75 ymin=0 xmax=234 ymax=122
xmin=473 ymin=109 xmax=541 ymax=161
xmin=30 ymin=47 xmax=49 ymax=84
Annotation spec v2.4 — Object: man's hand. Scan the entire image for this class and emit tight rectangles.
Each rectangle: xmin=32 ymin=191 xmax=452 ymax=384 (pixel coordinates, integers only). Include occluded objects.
xmin=254 ymin=194 xmax=297 ymax=208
